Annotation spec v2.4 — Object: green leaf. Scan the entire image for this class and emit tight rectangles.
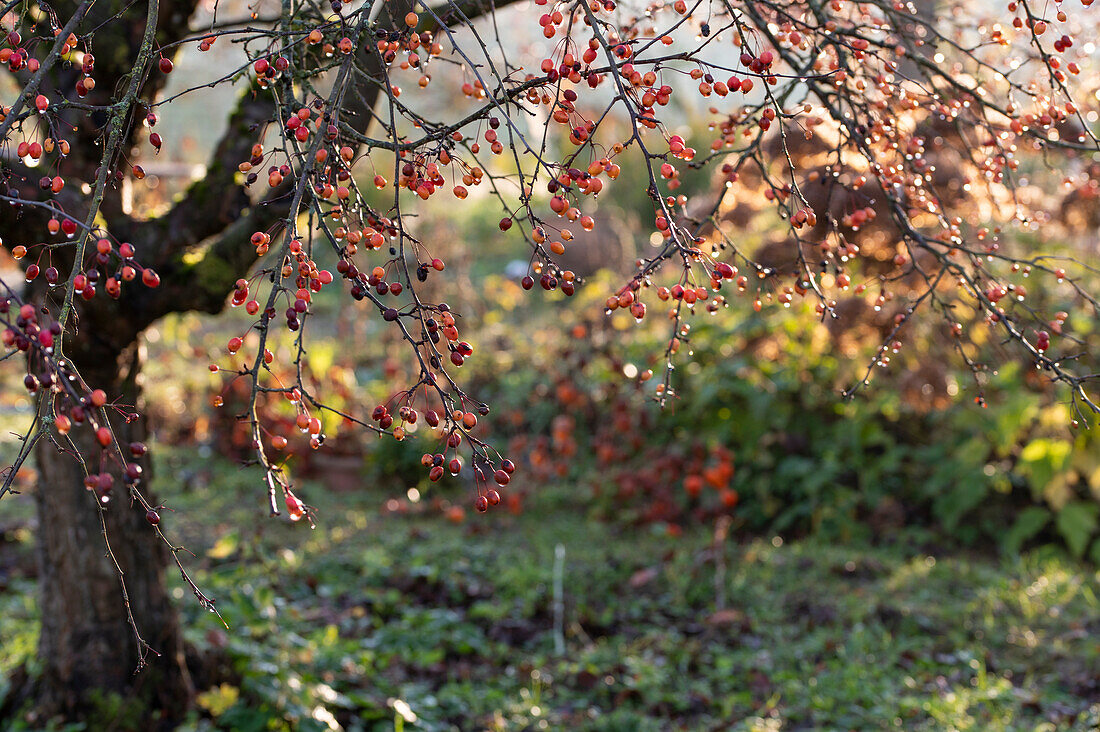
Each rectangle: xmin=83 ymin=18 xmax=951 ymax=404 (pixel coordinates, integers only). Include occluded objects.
xmin=196 ymin=683 xmax=240 ymax=717
xmin=1055 ymin=502 xmax=1099 ymax=558
xmin=1017 ymin=438 xmax=1073 ymax=499
xmin=933 ymin=475 xmax=988 ymax=531
xmin=1001 ymin=507 xmax=1050 ymax=556
xmin=207 ymin=531 xmax=240 ymax=559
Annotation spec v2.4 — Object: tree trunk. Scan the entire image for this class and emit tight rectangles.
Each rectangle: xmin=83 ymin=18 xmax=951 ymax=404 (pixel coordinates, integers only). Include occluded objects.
xmin=27 ymin=338 xmax=193 ymax=728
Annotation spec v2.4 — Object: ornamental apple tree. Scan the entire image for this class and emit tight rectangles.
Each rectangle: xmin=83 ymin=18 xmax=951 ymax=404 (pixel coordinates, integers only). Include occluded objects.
xmin=0 ymin=0 xmax=1097 ymax=720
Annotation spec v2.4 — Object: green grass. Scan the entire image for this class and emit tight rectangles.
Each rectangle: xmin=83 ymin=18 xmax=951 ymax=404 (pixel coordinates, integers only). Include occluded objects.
xmin=1 ymin=447 xmax=1099 ymax=731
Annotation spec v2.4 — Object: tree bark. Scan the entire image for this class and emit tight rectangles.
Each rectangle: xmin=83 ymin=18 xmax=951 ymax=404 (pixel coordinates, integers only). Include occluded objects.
xmin=27 ymin=338 xmax=193 ymax=727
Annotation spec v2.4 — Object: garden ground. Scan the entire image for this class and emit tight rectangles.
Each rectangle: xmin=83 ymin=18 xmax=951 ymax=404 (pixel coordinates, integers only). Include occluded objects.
xmin=0 ymin=446 xmax=1098 ymax=731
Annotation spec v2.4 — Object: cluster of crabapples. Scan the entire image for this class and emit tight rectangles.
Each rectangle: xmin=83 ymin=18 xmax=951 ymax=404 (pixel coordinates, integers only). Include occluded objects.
xmin=1 ymin=300 xmax=60 ymax=361
xmin=366 ymin=401 xmax=516 ymax=513
xmin=418 ymin=304 xmax=475 ymax=368
xmin=3 ymin=38 xmax=165 ymax=294
xmin=379 ymin=17 xmax=445 ymax=91
xmin=234 ymin=239 xmax=335 ymax=331
xmin=1 ymin=260 xmax=150 ymax=363
xmin=12 ymin=236 xmax=160 ymax=298
xmin=4 ymin=25 xmax=175 ymax=149
xmin=219 ymin=234 xmax=487 ymax=491
xmin=418 ymin=445 xmax=515 ymax=513
xmin=81 ymin=441 xmax=148 ymax=506
xmin=246 ymin=25 xmax=363 ymax=92
xmin=983 ymin=278 xmax=1067 ymax=353
xmin=0 ymin=300 xmax=149 ymax=499
xmin=0 ymin=26 xmax=80 ymax=77
xmin=603 ymin=255 xmax=740 ymax=323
